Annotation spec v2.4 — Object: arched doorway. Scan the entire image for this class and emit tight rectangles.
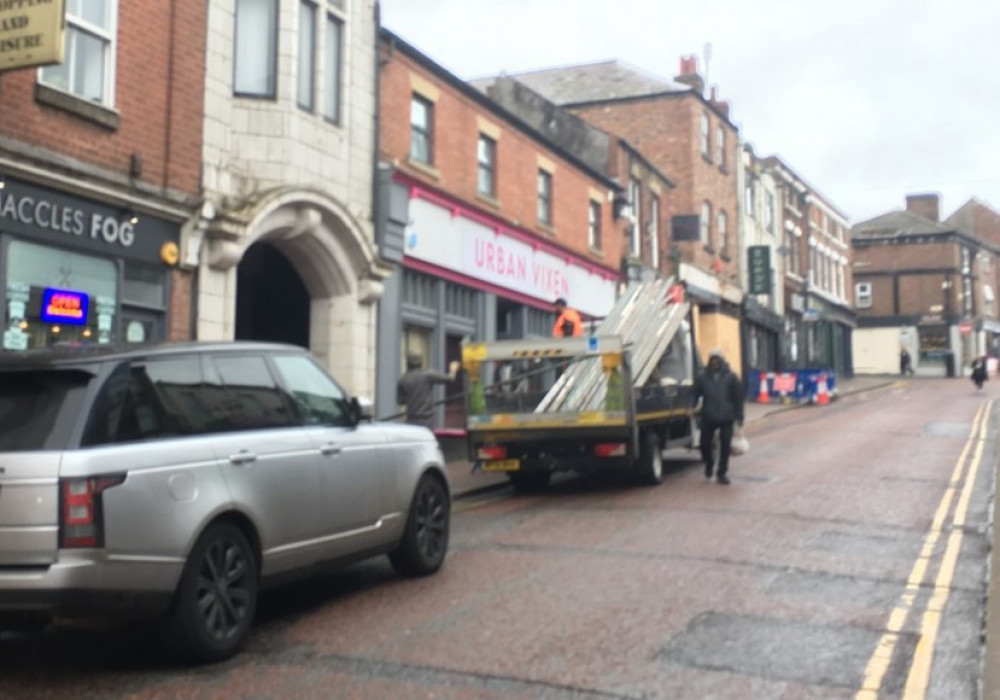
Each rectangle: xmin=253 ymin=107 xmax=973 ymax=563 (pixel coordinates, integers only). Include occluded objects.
xmin=235 ymin=241 xmax=310 ymax=348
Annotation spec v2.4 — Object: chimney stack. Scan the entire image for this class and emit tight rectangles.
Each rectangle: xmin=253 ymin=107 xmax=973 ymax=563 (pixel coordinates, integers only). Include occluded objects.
xmin=708 ymin=86 xmax=730 ymax=118
xmin=674 ymin=54 xmax=705 ymax=95
xmin=905 ymin=193 xmax=940 ymax=223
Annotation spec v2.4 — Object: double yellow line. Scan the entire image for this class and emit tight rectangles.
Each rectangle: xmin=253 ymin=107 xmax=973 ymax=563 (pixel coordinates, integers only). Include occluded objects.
xmin=857 ymin=399 xmax=993 ymax=699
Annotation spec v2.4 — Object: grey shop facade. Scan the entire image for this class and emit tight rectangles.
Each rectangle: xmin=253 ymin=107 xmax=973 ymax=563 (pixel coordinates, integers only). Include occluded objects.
xmin=0 ymin=177 xmax=183 ymax=352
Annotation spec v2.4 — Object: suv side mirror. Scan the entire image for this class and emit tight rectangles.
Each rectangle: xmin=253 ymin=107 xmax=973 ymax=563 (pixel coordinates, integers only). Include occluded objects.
xmin=350 ymin=396 xmax=375 ymax=423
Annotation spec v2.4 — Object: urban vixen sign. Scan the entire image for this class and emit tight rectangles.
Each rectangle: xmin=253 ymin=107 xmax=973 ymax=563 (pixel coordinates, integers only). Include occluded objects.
xmin=0 ymin=0 xmax=65 ymax=71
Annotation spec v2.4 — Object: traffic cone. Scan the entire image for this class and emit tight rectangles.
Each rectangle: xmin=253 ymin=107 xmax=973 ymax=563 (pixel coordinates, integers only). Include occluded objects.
xmin=757 ymin=372 xmax=769 ymax=404
xmin=816 ymin=373 xmax=830 ymax=405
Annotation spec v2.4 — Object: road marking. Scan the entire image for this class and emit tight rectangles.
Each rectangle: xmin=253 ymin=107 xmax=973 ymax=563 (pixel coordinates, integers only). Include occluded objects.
xmin=902 ymin=399 xmax=992 ymax=699
xmin=856 ymin=400 xmax=990 ymax=700
xmin=453 ymin=490 xmax=510 ymax=513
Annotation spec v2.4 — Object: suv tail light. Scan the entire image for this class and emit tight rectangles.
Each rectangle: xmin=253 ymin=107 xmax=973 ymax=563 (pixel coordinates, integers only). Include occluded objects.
xmin=59 ymin=474 xmax=126 ymax=548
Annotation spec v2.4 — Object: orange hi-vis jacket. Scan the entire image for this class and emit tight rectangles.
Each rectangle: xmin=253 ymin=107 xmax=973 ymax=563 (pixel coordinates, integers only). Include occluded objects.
xmin=552 ymin=308 xmax=583 ymax=337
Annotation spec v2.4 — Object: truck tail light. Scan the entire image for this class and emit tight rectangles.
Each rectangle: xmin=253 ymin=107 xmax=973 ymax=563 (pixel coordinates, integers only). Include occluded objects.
xmin=59 ymin=474 xmax=126 ymax=549
xmin=477 ymin=445 xmax=508 ymax=460
xmin=593 ymin=443 xmax=627 ymax=458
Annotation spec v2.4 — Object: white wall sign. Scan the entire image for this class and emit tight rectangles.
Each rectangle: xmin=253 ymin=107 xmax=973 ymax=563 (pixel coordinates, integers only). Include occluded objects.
xmin=406 ymin=197 xmax=616 ymax=317
xmin=126 ymin=321 xmax=146 ymax=343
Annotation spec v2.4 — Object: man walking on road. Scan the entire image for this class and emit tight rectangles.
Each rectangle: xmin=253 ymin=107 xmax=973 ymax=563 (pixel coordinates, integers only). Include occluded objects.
xmin=397 ymin=354 xmax=460 ymax=429
xmin=693 ymin=348 xmax=745 ymax=485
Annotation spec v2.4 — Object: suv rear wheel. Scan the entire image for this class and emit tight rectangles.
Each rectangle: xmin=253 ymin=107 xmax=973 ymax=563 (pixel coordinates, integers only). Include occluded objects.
xmin=162 ymin=522 xmax=258 ymax=664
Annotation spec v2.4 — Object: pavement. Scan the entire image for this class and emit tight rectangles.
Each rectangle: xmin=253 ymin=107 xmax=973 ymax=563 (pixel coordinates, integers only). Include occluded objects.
xmin=438 ymin=373 xmax=901 ymax=500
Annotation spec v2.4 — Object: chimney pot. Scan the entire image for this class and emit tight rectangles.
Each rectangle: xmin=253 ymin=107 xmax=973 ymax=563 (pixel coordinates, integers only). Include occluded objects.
xmin=675 ymin=54 xmax=705 ymax=95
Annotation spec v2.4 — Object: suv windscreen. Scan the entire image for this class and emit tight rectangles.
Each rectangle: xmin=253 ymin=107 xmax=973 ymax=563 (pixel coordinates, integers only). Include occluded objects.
xmin=0 ymin=369 xmax=92 ymax=451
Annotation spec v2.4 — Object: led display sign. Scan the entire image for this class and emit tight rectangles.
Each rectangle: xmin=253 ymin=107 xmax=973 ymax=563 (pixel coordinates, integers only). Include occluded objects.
xmin=40 ymin=288 xmax=89 ymax=325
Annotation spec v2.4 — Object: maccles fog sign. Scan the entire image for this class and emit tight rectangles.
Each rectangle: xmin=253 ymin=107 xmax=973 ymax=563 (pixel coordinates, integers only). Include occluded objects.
xmin=0 ymin=0 xmax=66 ymax=71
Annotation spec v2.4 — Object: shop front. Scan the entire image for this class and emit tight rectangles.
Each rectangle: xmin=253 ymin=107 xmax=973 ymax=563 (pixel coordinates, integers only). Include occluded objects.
xmin=802 ymin=296 xmax=855 ymax=377
xmin=375 ymin=183 xmax=619 ymax=427
xmin=1 ymin=177 xmax=181 ymax=352
xmin=679 ymin=262 xmax=743 ymax=374
xmin=981 ymin=318 xmax=1000 ymax=364
xmin=742 ymin=296 xmax=783 ymax=374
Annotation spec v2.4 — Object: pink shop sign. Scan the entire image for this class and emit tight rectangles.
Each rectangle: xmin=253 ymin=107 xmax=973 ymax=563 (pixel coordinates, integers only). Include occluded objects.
xmin=467 ymin=233 xmax=569 ymax=299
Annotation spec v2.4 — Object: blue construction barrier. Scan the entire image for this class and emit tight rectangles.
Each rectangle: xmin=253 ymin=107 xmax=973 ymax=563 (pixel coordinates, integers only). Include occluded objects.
xmin=750 ymin=369 xmax=836 ymax=405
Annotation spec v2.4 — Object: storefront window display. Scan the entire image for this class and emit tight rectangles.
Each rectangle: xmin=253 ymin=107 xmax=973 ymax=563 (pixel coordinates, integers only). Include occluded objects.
xmin=121 ymin=262 xmax=167 ymax=344
xmin=4 ymin=240 xmax=118 ymax=350
xmin=918 ymin=326 xmax=949 ymax=361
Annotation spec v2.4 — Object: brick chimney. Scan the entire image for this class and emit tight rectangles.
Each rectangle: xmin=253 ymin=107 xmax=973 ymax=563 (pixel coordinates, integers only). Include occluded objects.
xmin=708 ymin=85 xmax=730 ymax=118
xmin=905 ymin=194 xmax=940 ymax=222
xmin=674 ymin=54 xmax=704 ymax=95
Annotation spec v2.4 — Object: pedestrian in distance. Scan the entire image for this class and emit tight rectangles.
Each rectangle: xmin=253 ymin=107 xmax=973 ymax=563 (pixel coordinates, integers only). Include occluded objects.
xmin=396 ymin=353 xmax=461 ymax=429
xmin=551 ymin=297 xmax=583 ymax=338
xmin=693 ymin=348 xmax=745 ymax=486
xmin=971 ymin=355 xmax=988 ymax=391
xmin=900 ymin=348 xmax=915 ymax=376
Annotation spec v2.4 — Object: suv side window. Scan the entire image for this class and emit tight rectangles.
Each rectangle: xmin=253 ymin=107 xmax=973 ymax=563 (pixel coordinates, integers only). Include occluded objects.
xmin=211 ymin=354 xmax=298 ymax=431
xmin=118 ymin=357 xmax=208 ymax=442
xmin=271 ymin=354 xmax=352 ymax=427
xmin=84 ymin=356 xmax=213 ymax=445
xmin=81 ymin=361 xmax=130 ymax=446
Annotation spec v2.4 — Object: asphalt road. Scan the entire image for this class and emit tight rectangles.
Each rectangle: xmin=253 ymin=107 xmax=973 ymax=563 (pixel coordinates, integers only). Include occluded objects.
xmin=0 ymin=378 xmax=995 ymax=699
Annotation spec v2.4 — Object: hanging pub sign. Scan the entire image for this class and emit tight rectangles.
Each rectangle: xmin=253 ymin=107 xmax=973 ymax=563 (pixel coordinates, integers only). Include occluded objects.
xmin=747 ymin=245 xmax=772 ymax=295
xmin=0 ymin=0 xmax=66 ymax=71
xmin=40 ymin=287 xmax=89 ymax=325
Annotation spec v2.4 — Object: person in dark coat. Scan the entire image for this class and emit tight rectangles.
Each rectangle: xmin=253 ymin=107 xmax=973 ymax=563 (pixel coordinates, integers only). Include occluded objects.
xmin=971 ymin=356 xmax=988 ymax=390
xmin=396 ymin=354 xmax=459 ymax=429
xmin=693 ymin=348 xmax=745 ymax=485
xmin=900 ymin=348 xmax=915 ymax=376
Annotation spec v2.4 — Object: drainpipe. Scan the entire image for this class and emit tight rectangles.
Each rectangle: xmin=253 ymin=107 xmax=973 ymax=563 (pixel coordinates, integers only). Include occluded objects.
xmin=371 ymin=1 xmax=382 ymax=241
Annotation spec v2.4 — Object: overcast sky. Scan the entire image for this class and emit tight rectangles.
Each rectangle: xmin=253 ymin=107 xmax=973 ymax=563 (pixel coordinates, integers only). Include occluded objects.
xmin=380 ymin=0 xmax=1000 ymax=225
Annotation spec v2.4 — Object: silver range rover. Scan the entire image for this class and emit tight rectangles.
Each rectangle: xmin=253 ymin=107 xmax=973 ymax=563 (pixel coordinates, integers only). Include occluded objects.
xmin=0 ymin=342 xmax=450 ymax=663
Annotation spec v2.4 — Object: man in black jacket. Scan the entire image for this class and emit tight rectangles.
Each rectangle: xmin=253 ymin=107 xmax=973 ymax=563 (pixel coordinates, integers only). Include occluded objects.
xmin=693 ymin=348 xmax=745 ymax=485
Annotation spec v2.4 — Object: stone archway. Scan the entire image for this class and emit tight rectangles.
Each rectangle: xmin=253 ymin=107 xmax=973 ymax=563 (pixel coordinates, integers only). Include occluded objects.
xmin=235 ymin=241 xmax=310 ymax=348
xmin=199 ymin=188 xmax=391 ymax=396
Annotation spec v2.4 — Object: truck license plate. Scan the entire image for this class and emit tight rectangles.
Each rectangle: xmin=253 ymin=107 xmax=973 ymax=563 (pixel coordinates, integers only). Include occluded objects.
xmin=482 ymin=458 xmax=520 ymax=472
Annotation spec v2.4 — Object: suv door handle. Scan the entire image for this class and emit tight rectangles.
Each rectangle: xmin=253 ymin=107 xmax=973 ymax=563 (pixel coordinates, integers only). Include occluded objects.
xmin=229 ymin=451 xmax=257 ymax=466
xmin=320 ymin=443 xmax=342 ymax=457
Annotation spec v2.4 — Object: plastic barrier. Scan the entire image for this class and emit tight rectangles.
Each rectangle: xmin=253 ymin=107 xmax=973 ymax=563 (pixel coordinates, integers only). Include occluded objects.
xmin=751 ymin=369 xmax=837 ymax=405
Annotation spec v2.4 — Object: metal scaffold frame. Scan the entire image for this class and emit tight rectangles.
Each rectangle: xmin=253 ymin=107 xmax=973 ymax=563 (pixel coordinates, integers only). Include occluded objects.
xmin=536 ymin=278 xmax=689 ymax=413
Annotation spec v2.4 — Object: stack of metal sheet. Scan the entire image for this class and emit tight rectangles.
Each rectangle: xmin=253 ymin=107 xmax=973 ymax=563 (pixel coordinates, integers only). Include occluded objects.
xmin=536 ymin=278 xmax=689 ymax=413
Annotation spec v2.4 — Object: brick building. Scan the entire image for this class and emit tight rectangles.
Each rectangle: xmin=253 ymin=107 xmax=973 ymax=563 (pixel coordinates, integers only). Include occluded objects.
xmin=191 ymin=0 xmax=387 ymax=397
xmin=486 ymin=56 xmax=745 ymax=369
xmin=738 ymin=145 xmax=784 ymax=373
xmin=852 ymin=194 xmax=1000 ymax=375
xmin=477 ymin=75 xmax=677 ymax=282
xmin=375 ymin=30 xmax=626 ymax=424
xmin=766 ymin=157 xmax=854 ymax=375
xmin=0 ymin=1 xmax=206 ymax=351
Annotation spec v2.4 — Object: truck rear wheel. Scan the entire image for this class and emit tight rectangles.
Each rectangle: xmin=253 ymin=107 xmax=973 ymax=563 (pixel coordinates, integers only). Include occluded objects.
xmin=637 ymin=431 xmax=664 ymax=486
